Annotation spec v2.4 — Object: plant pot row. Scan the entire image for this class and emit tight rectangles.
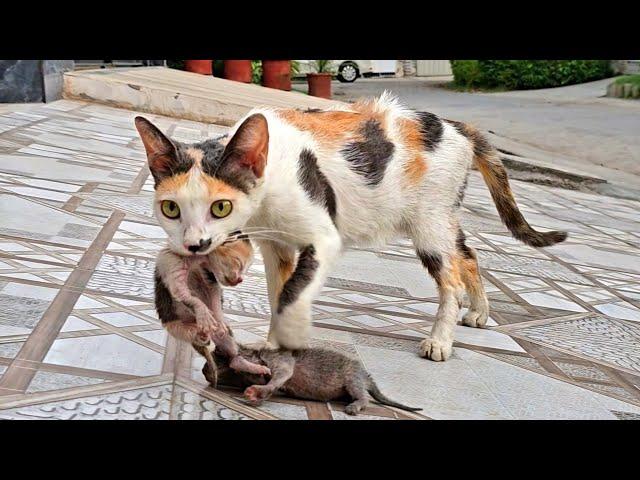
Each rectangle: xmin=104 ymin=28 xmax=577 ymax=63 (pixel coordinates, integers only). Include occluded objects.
xmin=183 ymin=60 xmax=332 ymax=98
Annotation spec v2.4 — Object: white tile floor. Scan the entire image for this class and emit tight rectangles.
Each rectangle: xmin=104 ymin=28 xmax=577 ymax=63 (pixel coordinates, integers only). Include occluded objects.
xmin=0 ymin=100 xmax=639 ymax=420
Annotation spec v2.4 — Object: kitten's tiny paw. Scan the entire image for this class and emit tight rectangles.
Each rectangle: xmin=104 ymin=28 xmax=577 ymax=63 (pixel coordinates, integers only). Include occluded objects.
xmin=243 ymin=386 xmax=262 ymax=405
xmin=257 ymin=366 xmax=271 ymax=376
xmin=420 ymin=337 xmax=453 ymax=362
xmin=195 ymin=307 xmax=219 ymax=333
xmin=344 ymin=404 xmax=362 ymax=416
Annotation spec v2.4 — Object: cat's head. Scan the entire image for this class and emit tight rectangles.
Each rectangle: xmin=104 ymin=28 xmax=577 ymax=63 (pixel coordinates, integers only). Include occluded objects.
xmin=134 ymin=114 xmax=269 ymax=256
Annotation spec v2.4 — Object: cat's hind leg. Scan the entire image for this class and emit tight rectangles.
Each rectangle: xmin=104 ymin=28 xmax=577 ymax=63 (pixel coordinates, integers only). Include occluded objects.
xmin=344 ymin=375 xmax=370 ymax=416
xmin=456 ymin=228 xmax=489 ymax=328
xmin=243 ymin=353 xmax=295 ymax=405
xmin=410 ymin=222 xmax=464 ymax=362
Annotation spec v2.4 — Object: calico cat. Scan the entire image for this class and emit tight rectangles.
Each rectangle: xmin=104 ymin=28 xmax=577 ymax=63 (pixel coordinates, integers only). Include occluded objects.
xmin=135 ymin=92 xmax=566 ymax=362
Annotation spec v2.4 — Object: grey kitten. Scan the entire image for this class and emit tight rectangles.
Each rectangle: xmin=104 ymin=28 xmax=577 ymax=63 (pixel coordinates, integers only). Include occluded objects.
xmin=207 ymin=345 xmax=422 ymax=416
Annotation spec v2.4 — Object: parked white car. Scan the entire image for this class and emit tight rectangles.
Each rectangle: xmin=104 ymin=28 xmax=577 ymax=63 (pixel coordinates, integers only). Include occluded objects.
xmin=294 ymin=60 xmax=397 ymax=83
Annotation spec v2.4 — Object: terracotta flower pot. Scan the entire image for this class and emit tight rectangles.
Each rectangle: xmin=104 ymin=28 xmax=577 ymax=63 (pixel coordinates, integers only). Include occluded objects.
xmin=223 ymin=60 xmax=252 ymax=83
xmin=262 ymin=60 xmax=291 ymax=91
xmin=184 ymin=60 xmax=213 ymax=75
xmin=307 ymin=73 xmax=332 ymax=99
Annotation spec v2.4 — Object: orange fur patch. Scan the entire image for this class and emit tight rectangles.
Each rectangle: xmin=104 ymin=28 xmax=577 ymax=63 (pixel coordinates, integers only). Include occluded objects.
xmin=156 ymin=170 xmax=241 ymax=200
xmin=201 ymin=175 xmax=241 ymax=200
xmin=156 ymin=172 xmax=190 ymax=195
xmin=398 ymin=118 xmax=428 ymax=185
xmin=215 ymin=240 xmax=254 ymax=266
xmin=455 ymin=245 xmax=484 ymax=301
xmin=278 ymin=109 xmax=365 ymax=144
xmin=277 ymin=257 xmax=295 ymax=291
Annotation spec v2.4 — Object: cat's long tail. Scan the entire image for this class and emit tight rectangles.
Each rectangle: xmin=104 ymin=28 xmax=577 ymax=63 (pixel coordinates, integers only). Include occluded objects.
xmin=467 ymin=126 xmax=567 ymax=248
xmin=367 ymin=379 xmax=422 ymax=412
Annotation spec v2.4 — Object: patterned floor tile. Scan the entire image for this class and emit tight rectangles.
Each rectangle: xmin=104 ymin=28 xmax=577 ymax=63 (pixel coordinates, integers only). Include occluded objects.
xmin=0 ymin=384 xmax=173 ymax=420
xmin=478 ymin=250 xmax=593 ymax=285
xmin=499 ymin=314 xmax=640 ymax=374
xmin=26 ymin=371 xmax=105 ymax=393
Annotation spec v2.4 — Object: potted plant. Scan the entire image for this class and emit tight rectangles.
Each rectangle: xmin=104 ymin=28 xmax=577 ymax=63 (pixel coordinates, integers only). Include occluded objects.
xmin=261 ymin=60 xmax=291 ymax=91
xmin=223 ymin=60 xmax=253 ymax=83
xmin=307 ymin=60 xmax=334 ymax=99
xmin=184 ymin=60 xmax=213 ymax=75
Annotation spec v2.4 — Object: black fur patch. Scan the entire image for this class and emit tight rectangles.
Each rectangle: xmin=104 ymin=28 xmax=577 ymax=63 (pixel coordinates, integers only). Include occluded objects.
xmin=197 ymin=139 xmax=225 ymax=176
xmin=341 ymin=120 xmax=395 ymax=186
xmin=298 ymin=149 xmax=337 ymax=224
xmin=150 ymin=143 xmax=195 ymax=186
xmin=454 ymin=172 xmax=469 ymax=208
xmin=154 ymin=272 xmax=177 ymax=324
xmin=277 ymin=245 xmax=319 ymax=314
xmin=203 ymin=268 xmax=218 ymax=285
xmin=456 ymin=229 xmax=475 ymax=260
xmin=416 ymin=250 xmax=442 ymax=284
xmin=416 ymin=111 xmax=443 ymax=151
xmin=195 ymin=139 xmax=254 ymax=194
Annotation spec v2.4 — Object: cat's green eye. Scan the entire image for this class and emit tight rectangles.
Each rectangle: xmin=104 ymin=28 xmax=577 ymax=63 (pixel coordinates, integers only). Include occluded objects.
xmin=211 ymin=200 xmax=232 ymax=219
xmin=160 ymin=200 xmax=180 ymax=219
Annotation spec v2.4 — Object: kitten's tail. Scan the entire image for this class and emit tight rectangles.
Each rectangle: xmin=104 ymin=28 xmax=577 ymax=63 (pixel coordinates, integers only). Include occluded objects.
xmin=466 ymin=125 xmax=567 ymax=248
xmin=367 ymin=379 xmax=422 ymax=412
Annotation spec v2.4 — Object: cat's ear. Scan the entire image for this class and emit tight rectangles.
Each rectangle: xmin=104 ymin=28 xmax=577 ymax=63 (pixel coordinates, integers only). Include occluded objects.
xmin=221 ymin=114 xmax=269 ymax=179
xmin=134 ymin=117 xmax=178 ymax=183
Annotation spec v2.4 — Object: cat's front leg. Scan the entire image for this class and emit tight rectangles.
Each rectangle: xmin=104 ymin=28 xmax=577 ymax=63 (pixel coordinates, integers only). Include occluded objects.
xmin=266 ymin=234 xmax=342 ymax=350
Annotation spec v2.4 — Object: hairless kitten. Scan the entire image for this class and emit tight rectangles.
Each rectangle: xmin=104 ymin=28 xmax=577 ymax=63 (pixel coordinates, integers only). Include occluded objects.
xmin=207 ymin=345 xmax=422 ymax=416
xmin=154 ymin=237 xmax=270 ymax=386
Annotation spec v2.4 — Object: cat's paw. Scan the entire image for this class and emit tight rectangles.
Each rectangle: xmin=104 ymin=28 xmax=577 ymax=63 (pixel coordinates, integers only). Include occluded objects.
xmin=460 ymin=308 xmax=489 ymax=328
xmin=419 ymin=337 xmax=453 ymax=362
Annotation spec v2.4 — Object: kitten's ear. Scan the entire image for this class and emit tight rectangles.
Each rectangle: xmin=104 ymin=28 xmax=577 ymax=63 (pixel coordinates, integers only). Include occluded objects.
xmin=134 ymin=117 xmax=178 ymax=183
xmin=221 ymin=114 xmax=269 ymax=179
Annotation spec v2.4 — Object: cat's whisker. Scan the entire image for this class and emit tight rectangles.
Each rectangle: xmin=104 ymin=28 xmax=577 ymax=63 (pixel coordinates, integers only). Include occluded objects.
xmin=239 ymin=231 xmax=309 ymax=245
xmin=238 ymin=228 xmax=309 ymax=241
xmin=237 ymin=233 xmax=296 ymax=247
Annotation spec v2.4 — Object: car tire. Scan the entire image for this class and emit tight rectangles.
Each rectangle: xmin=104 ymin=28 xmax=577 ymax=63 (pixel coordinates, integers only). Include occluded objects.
xmin=337 ymin=62 xmax=359 ymax=83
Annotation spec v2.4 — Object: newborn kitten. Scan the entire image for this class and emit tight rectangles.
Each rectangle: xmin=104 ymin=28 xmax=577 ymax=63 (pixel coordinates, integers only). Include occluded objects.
xmin=155 ymin=237 xmax=270 ymax=386
xmin=207 ymin=345 xmax=422 ymax=416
